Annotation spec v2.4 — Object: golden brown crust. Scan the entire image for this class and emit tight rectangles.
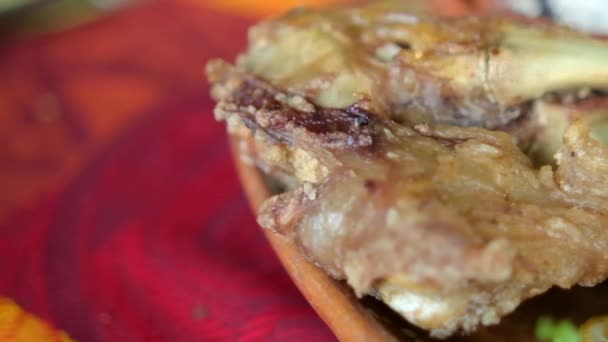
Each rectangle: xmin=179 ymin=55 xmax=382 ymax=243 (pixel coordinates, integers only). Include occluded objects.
xmin=208 ymin=62 xmax=608 ymax=337
xmin=236 ymin=6 xmax=608 ymax=134
xmin=207 ymin=4 xmax=608 ymax=337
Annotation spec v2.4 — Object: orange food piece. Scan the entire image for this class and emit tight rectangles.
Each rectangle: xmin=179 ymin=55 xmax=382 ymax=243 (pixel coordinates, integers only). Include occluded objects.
xmin=0 ymin=298 xmax=74 ymax=342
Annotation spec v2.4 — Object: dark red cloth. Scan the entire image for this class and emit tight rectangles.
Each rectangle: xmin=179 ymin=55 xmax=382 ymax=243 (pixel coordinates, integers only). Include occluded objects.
xmin=0 ymin=2 xmax=334 ymax=341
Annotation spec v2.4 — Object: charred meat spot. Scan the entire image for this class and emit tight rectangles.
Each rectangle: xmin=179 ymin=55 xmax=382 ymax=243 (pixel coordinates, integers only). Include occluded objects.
xmin=224 ymin=73 xmax=376 ymax=149
xmin=419 ymin=133 xmax=467 ymax=148
xmin=592 ymin=89 xmax=608 ymax=97
xmin=571 ymin=151 xmax=576 ymax=158
xmin=345 ymin=105 xmax=373 ymax=126
xmin=395 ymin=41 xmax=411 ymax=50
xmin=230 ymin=79 xmax=283 ymax=111
xmin=490 ymin=47 xmax=500 ymax=56
xmin=364 ymin=179 xmax=377 ymax=192
xmin=305 ymin=106 xmax=372 ymax=135
xmin=413 ymin=125 xmax=468 ymax=148
xmin=435 ymin=137 xmax=467 ymax=148
xmin=500 ymin=101 xmax=536 ymax=149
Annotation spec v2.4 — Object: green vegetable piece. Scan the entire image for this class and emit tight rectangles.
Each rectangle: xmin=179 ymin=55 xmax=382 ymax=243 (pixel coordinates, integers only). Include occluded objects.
xmin=536 ymin=316 xmax=557 ymax=341
xmin=554 ymin=320 xmax=581 ymax=342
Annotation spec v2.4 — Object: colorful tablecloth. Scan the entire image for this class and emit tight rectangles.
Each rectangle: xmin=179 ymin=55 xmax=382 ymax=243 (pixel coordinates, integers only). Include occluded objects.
xmin=0 ymin=1 xmax=336 ymax=340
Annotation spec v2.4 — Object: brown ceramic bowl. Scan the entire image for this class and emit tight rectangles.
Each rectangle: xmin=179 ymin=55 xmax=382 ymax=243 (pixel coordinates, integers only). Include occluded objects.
xmin=230 ymin=135 xmax=608 ymax=341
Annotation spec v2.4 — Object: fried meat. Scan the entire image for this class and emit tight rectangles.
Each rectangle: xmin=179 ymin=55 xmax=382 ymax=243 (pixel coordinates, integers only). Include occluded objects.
xmin=207 ymin=5 xmax=608 ymax=338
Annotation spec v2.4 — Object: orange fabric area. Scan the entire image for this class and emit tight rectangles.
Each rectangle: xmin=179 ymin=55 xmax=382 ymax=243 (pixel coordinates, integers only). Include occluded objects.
xmin=197 ymin=0 xmax=351 ymax=17
xmin=192 ymin=0 xmax=499 ymax=17
xmin=0 ymin=299 xmax=73 ymax=342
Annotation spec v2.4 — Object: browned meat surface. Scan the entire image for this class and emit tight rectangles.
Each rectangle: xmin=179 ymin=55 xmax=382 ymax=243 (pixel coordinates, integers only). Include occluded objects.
xmin=206 ymin=4 xmax=608 ymax=338
xmin=208 ymin=61 xmax=608 ymax=337
xmin=237 ymin=5 xmax=608 ymax=138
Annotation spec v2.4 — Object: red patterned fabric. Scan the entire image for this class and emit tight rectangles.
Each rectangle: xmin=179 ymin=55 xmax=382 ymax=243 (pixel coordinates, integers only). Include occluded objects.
xmin=0 ymin=1 xmax=334 ymax=341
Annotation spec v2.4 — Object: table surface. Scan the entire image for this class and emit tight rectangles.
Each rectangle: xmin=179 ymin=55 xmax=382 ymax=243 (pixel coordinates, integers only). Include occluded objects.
xmin=0 ymin=1 xmax=336 ymax=341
